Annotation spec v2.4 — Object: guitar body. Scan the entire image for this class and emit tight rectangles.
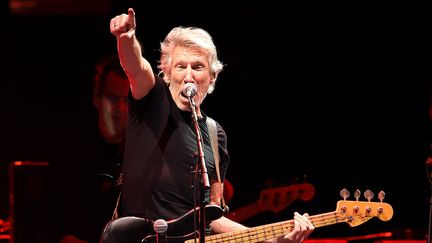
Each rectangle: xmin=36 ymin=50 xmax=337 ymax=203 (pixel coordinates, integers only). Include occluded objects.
xmin=101 ymin=205 xmax=224 ymax=243
xmin=142 ymin=232 xmax=196 ymax=243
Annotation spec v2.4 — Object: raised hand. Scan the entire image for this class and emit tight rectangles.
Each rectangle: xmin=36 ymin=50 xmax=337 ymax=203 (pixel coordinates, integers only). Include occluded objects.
xmin=110 ymin=8 xmax=136 ymax=38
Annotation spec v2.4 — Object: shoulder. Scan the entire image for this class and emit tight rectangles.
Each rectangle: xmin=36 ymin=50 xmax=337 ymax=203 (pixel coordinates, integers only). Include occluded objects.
xmin=206 ymin=116 xmax=227 ymax=141
xmin=129 ymin=74 xmax=169 ymax=104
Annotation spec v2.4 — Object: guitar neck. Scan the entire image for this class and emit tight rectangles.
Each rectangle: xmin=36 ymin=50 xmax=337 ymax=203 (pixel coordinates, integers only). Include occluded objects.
xmin=226 ymin=202 xmax=262 ymax=222
xmin=196 ymin=200 xmax=394 ymax=243
xmin=193 ymin=211 xmax=342 ymax=243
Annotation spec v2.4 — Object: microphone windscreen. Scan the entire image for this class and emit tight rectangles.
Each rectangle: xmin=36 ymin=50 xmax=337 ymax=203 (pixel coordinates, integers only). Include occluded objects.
xmin=182 ymin=83 xmax=197 ymax=98
xmin=153 ymin=219 xmax=168 ymax=233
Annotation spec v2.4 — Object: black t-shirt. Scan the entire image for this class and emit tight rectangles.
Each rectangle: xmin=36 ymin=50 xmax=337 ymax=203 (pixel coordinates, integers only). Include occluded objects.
xmin=121 ymin=75 xmax=230 ymax=221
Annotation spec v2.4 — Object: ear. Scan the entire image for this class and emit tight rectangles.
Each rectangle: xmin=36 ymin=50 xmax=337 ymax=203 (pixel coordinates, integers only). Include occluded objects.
xmin=210 ymin=78 xmax=216 ymax=88
xmin=93 ymin=94 xmax=100 ymax=108
xmin=211 ymin=72 xmax=217 ymax=83
xmin=210 ymin=76 xmax=216 ymax=85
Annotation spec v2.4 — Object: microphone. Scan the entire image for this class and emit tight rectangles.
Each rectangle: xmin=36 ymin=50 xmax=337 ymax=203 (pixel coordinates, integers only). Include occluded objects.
xmin=182 ymin=83 xmax=197 ymax=98
xmin=153 ymin=219 xmax=168 ymax=243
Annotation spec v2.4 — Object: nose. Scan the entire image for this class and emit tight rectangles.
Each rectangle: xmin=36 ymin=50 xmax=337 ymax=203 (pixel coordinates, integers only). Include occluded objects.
xmin=119 ymin=98 xmax=129 ymax=113
xmin=184 ymin=65 xmax=194 ymax=81
xmin=114 ymin=98 xmax=128 ymax=115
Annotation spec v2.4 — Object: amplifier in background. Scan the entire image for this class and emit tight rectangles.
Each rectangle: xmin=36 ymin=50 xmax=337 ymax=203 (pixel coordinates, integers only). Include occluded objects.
xmin=8 ymin=161 xmax=52 ymax=243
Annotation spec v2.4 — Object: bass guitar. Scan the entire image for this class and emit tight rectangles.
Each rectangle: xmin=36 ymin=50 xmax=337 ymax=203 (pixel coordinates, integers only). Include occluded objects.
xmin=101 ymin=189 xmax=393 ymax=243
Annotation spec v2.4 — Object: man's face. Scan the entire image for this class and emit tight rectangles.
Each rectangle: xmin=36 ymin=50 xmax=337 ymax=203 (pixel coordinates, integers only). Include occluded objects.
xmin=167 ymin=46 xmax=214 ymax=113
xmin=95 ymin=70 xmax=129 ymax=143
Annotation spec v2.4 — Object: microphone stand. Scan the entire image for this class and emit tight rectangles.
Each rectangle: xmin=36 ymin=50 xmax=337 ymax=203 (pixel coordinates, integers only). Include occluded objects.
xmin=188 ymin=96 xmax=210 ymax=243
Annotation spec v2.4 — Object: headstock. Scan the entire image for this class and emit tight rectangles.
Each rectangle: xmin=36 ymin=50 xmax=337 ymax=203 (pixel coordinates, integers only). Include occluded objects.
xmin=335 ymin=188 xmax=393 ymax=227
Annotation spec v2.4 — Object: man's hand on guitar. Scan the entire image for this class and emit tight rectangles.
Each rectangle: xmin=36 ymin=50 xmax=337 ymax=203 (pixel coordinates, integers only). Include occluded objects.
xmin=276 ymin=212 xmax=314 ymax=243
xmin=257 ymin=212 xmax=314 ymax=243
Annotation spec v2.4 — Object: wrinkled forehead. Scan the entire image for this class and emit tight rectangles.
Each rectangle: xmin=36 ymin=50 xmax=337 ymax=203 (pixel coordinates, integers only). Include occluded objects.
xmin=171 ymin=46 xmax=209 ymax=63
xmin=175 ymin=45 xmax=209 ymax=57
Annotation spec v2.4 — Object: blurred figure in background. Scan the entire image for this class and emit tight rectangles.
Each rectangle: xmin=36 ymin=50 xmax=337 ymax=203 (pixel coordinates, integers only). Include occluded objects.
xmin=59 ymin=54 xmax=129 ymax=243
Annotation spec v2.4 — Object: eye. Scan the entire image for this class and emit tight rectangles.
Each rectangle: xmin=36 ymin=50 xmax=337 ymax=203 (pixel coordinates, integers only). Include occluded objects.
xmin=175 ymin=64 xmax=186 ymax=70
xmin=107 ymin=95 xmax=120 ymax=103
xmin=193 ymin=64 xmax=204 ymax=71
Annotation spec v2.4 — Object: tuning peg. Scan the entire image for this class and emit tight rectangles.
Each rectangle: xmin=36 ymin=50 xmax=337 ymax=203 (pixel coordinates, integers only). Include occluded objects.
xmin=378 ymin=190 xmax=386 ymax=202
xmin=354 ymin=189 xmax=361 ymax=201
xmin=340 ymin=188 xmax=350 ymax=200
xmin=364 ymin=189 xmax=374 ymax=202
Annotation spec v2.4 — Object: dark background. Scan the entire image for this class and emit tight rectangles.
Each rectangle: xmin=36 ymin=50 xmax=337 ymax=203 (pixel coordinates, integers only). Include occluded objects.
xmin=1 ymin=0 xmax=432 ymax=241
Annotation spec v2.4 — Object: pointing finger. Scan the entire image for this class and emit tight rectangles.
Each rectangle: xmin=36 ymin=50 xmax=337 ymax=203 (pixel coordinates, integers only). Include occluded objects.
xmin=128 ymin=8 xmax=135 ymax=18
